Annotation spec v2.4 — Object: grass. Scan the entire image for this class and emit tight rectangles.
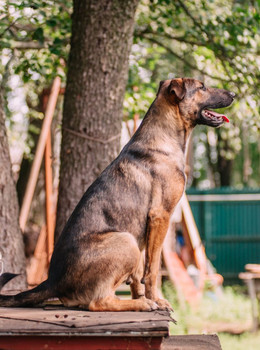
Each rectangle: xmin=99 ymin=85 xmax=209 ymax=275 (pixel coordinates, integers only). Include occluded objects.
xmin=218 ymin=332 xmax=260 ymax=350
xmin=162 ymin=281 xmax=260 ymax=350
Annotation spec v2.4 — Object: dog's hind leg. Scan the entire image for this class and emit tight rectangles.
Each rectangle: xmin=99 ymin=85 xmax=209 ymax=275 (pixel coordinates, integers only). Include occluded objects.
xmin=89 ymin=295 xmax=158 ymax=311
xmin=88 ymin=257 xmax=158 ymax=311
xmin=84 ymin=232 xmax=158 ymax=311
xmin=130 ymin=253 xmax=145 ymax=300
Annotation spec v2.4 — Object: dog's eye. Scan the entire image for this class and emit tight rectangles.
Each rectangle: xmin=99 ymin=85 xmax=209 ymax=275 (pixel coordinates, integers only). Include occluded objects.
xmin=200 ymin=84 xmax=206 ymax=91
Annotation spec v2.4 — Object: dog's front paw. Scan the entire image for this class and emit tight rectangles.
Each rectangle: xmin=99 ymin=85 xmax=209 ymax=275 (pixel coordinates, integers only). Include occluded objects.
xmin=140 ymin=297 xmax=159 ymax=311
xmin=154 ymin=298 xmax=173 ymax=311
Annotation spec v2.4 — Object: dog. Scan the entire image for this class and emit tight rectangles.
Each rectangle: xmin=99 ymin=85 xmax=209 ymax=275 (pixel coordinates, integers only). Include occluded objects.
xmin=0 ymin=78 xmax=235 ymax=311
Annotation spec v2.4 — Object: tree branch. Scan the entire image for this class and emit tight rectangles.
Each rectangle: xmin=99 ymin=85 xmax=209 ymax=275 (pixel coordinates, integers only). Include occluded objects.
xmin=0 ymin=53 xmax=15 ymax=90
xmin=176 ymin=0 xmax=213 ymax=41
xmin=142 ymin=36 xmax=231 ymax=83
xmin=0 ymin=18 xmax=20 ymax=38
xmin=136 ymin=28 xmax=205 ymax=47
xmin=140 ymin=32 xmax=248 ymax=88
xmin=10 ymin=41 xmax=49 ymax=50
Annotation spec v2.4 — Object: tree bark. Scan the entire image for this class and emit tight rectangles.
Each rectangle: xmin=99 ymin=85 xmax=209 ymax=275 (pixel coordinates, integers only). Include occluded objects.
xmin=217 ymin=132 xmax=233 ymax=187
xmin=0 ymin=89 xmax=27 ymax=290
xmin=242 ymin=122 xmax=250 ymax=186
xmin=218 ymin=155 xmax=233 ymax=187
xmin=55 ymin=0 xmax=139 ymax=239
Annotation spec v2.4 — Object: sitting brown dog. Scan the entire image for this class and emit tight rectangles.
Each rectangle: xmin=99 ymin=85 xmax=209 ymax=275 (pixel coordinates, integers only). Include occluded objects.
xmin=0 ymin=78 xmax=235 ymax=311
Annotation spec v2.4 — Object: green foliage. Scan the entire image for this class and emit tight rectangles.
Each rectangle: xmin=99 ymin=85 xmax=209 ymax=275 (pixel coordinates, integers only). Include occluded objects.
xmin=0 ymin=0 xmax=72 ymax=83
xmin=124 ymin=45 xmax=167 ymax=119
xmin=129 ymin=0 xmax=260 ymax=187
xmin=0 ymin=0 xmax=71 ymax=157
xmin=0 ymin=0 xmax=259 ymax=187
xmin=219 ymin=332 xmax=260 ymax=350
xmin=163 ymin=280 xmax=260 ymax=349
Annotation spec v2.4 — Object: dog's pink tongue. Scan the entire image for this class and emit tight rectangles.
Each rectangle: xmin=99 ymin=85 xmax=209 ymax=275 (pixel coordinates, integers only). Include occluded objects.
xmin=207 ymin=110 xmax=230 ymax=123
xmin=222 ymin=115 xmax=230 ymax=123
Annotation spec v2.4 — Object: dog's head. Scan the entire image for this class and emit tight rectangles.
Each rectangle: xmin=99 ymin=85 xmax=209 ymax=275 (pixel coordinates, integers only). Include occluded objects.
xmin=158 ymin=78 xmax=235 ymax=127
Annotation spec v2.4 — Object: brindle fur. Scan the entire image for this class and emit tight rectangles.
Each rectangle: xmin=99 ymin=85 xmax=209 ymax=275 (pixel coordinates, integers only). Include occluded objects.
xmin=0 ymin=78 xmax=235 ymax=311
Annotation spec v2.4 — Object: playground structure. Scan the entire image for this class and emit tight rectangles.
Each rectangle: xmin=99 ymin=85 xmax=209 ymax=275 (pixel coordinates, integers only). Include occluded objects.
xmin=15 ymin=78 xmax=223 ymax=305
xmin=162 ymin=193 xmax=223 ymax=307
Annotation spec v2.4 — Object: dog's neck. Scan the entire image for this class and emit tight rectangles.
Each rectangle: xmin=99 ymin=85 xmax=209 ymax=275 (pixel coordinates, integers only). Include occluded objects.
xmin=132 ymin=99 xmax=194 ymax=156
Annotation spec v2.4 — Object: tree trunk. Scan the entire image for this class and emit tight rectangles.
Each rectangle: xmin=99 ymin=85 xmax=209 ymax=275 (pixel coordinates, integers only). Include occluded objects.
xmin=242 ymin=122 xmax=250 ymax=186
xmin=55 ymin=0 xmax=139 ymax=239
xmin=0 ymin=89 xmax=27 ymax=290
xmin=218 ymin=155 xmax=233 ymax=187
xmin=217 ymin=132 xmax=233 ymax=187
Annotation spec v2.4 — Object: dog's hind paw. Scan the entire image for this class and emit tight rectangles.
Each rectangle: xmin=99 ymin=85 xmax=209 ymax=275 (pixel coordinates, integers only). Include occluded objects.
xmin=154 ymin=298 xmax=173 ymax=311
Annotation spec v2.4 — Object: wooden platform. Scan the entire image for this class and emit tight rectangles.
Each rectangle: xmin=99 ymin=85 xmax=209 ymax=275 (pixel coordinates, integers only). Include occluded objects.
xmin=0 ymin=307 xmax=222 ymax=349
xmin=0 ymin=307 xmax=173 ymax=349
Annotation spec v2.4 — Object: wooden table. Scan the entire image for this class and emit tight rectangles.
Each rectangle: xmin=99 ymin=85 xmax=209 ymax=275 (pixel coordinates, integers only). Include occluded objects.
xmin=239 ymin=264 xmax=260 ymax=331
xmin=0 ymin=307 xmax=173 ymax=350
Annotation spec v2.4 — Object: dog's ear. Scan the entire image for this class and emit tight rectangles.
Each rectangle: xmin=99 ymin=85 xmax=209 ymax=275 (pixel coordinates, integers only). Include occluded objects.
xmin=156 ymin=80 xmax=165 ymax=96
xmin=168 ymin=79 xmax=186 ymax=103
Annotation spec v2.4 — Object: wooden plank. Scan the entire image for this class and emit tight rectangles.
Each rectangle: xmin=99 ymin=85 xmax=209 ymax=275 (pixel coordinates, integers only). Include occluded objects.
xmin=0 ymin=308 xmax=172 ymax=337
xmin=245 ymin=264 xmax=260 ymax=273
xmin=19 ymin=76 xmax=61 ymax=231
xmin=239 ymin=274 xmax=260 ymax=331
xmin=26 ymin=225 xmax=48 ymax=285
xmin=181 ymin=194 xmax=207 ymax=291
xmin=45 ymin=131 xmax=55 ymax=262
xmin=162 ymin=248 xmax=200 ymax=307
xmin=239 ymin=272 xmax=260 ymax=280
xmin=0 ymin=318 xmax=169 ymax=336
xmin=161 ymin=334 xmax=222 ymax=350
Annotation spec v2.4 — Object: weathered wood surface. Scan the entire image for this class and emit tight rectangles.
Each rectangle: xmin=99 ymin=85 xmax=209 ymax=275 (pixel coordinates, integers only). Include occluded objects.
xmin=0 ymin=308 xmax=223 ymax=350
xmin=162 ymin=334 xmax=222 ymax=350
xmin=0 ymin=307 xmax=173 ymax=337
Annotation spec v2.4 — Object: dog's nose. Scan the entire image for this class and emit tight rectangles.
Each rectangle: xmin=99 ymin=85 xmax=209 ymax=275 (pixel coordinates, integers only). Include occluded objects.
xmin=229 ymin=91 xmax=236 ymax=98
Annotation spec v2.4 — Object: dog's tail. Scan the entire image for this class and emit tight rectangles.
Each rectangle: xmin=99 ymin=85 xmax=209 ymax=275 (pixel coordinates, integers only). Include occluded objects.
xmin=0 ymin=274 xmax=54 ymax=307
xmin=0 ymin=273 xmax=20 ymax=291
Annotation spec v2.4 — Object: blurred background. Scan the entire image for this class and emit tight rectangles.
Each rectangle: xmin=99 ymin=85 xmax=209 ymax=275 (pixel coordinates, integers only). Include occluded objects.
xmin=0 ymin=1 xmax=259 ymax=349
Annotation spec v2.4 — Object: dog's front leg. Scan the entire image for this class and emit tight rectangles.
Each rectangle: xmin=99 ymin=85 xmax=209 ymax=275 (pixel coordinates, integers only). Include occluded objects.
xmin=142 ymin=207 xmax=172 ymax=311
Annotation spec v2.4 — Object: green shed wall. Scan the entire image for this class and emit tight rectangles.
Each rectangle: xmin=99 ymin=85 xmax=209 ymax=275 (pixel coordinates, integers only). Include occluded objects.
xmin=186 ymin=188 xmax=260 ymax=284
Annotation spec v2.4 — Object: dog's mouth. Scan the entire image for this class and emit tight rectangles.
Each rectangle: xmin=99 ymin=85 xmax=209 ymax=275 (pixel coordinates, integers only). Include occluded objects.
xmin=201 ymin=108 xmax=229 ymax=124
xmin=198 ymin=103 xmax=232 ymax=127
xmin=197 ymin=91 xmax=235 ymax=127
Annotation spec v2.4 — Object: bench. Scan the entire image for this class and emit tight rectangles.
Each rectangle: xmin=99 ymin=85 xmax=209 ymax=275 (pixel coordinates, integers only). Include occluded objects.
xmin=239 ymin=264 xmax=260 ymax=331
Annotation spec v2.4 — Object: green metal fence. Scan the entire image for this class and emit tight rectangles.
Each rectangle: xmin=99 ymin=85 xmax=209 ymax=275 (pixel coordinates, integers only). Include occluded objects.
xmin=186 ymin=188 xmax=260 ymax=284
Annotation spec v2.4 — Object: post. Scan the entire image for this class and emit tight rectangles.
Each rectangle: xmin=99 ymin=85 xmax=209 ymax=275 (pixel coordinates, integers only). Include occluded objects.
xmin=19 ymin=77 xmax=61 ymax=231
xmin=45 ymin=132 xmax=55 ymax=261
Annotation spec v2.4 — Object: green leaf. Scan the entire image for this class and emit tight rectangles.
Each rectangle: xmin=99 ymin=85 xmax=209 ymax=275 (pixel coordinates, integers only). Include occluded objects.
xmin=32 ymin=27 xmax=44 ymax=43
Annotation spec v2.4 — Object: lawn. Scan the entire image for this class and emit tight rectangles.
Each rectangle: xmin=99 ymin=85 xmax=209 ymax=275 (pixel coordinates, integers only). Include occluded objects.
xmin=162 ymin=281 xmax=260 ymax=350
